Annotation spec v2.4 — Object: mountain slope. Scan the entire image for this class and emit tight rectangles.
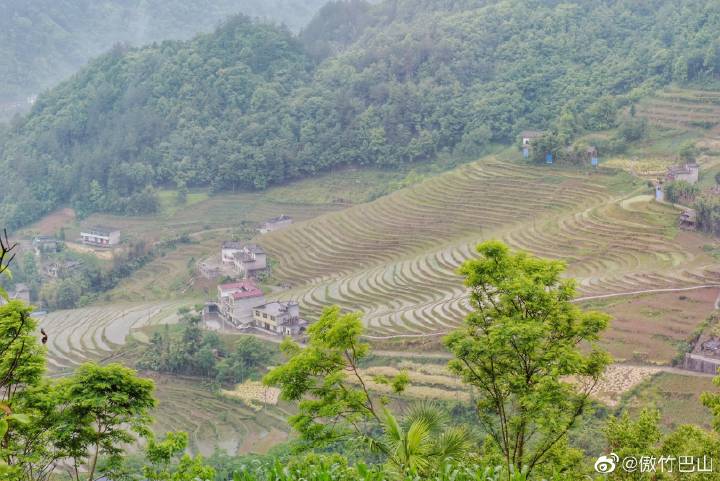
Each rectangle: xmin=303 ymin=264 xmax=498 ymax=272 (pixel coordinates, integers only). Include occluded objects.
xmin=0 ymin=0 xmax=326 ymax=115
xmin=3 ymin=0 xmax=720 ymax=228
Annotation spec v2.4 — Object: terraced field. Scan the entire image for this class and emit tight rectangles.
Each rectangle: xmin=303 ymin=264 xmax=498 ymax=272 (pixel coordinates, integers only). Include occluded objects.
xmin=260 ymin=155 xmax=720 ymax=336
xmin=151 ymin=376 xmax=291 ymax=456
xmin=636 ymin=88 xmax=720 ymax=130
xmin=37 ymin=303 xmax=295 ymax=455
xmin=37 ymin=302 xmax=186 ymax=369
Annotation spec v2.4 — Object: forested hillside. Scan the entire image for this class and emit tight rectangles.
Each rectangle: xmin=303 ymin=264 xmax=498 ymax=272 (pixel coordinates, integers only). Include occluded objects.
xmin=0 ymin=0 xmax=326 ymax=113
xmin=3 ymin=0 xmax=720 ymax=227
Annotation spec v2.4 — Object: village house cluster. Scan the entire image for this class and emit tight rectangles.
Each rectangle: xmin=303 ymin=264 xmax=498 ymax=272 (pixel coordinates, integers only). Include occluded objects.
xmin=203 ymin=279 xmax=307 ymax=337
xmin=221 ymin=242 xmax=267 ymax=278
xmin=201 ymin=215 xmax=307 ymax=338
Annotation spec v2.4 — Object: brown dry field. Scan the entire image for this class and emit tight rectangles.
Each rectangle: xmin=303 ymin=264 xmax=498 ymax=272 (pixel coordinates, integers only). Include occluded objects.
xmin=582 ymin=288 xmax=719 ymax=365
xmin=19 ymin=207 xmax=76 ymax=236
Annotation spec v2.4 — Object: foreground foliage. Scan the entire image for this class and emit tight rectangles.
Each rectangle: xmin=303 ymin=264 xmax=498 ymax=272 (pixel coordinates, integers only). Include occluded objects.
xmin=265 ymin=241 xmax=612 ymax=478
xmin=4 ymin=240 xmax=720 ymax=480
xmin=445 ymin=241 xmax=610 ymax=475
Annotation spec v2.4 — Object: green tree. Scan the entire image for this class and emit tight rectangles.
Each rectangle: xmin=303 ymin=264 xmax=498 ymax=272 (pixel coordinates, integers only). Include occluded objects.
xmin=604 ymin=410 xmax=662 ymax=481
xmin=530 ymin=132 xmax=563 ymax=164
xmin=679 ymin=140 xmax=699 ymax=163
xmin=455 ymin=125 xmax=492 ymax=159
xmin=142 ymin=431 xmax=215 ymax=481
xmin=216 ymin=336 xmax=274 ymax=384
xmin=444 ymin=241 xmax=610 ymax=476
xmin=0 ymin=301 xmax=46 ymax=479
xmin=664 ymin=180 xmax=699 ymax=204
xmin=55 ymin=279 xmax=81 ymax=309
xmin=0 ymin=239 xmax=45 ymax=479
xmin=377 ymin=403 xmax=472 ymax=477
xmin=603 ymin=409 xmax=720 ymax=481
xmin=56 ymin=363 xmax=156 ymax=481
xmin=264 ymin=306 xmax=409 ymax=444
xmin=87 ymin=180 xmax=106 ymax=215
xmin=176 ymin=181 xmax=189 ymax=205
xmin=617 ymin=118 xmax=647 ymax=143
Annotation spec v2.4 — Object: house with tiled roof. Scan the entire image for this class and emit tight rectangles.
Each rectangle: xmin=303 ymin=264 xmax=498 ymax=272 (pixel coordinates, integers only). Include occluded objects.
xmin=217 ymin=280 xmax=266 ymax=327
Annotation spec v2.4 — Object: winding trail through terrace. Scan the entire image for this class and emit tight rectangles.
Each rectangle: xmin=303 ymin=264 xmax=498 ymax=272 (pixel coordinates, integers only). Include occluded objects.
xmin=262 ymin=154 xmax=720 ymax=337
xmin=360 ymin=284 xmax=720 ymax=340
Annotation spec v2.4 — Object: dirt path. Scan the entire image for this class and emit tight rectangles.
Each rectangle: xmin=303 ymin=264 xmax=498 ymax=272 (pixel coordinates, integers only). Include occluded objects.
xmin=574 ymin=284 xmax=720 ymax=303
xmin=362 ymin=285 xmax=720 ymax=341
xmin=658 ymin=365 xmax=716 ymax=378
xmin=372 ymin=350 xmax=452 ymax=360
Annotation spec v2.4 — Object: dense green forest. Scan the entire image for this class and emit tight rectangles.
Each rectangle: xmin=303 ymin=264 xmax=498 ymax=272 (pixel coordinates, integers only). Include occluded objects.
xmin=0 ymin=0 xmax=327 ymax=113
xmin=3 ymin=0 xmax=720 ymax=227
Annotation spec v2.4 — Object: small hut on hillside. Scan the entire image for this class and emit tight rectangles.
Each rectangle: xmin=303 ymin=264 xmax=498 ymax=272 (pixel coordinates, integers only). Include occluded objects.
xmin=679 ymin=208 xmax=697 ymax=229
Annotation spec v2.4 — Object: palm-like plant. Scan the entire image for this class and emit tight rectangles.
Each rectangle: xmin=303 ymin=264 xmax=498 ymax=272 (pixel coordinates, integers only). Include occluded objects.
xmin=377 ymin=402 xmax=473 ymax=478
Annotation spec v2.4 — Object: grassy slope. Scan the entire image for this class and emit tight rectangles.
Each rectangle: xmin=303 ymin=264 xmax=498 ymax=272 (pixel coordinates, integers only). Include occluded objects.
xmin=620 ymin=372 xmax=716 ymax=431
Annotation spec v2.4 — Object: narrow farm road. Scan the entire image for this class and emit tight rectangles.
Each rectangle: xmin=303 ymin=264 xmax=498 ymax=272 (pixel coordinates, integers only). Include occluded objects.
xmin=362 ymin=285 xmax=720 ymax=341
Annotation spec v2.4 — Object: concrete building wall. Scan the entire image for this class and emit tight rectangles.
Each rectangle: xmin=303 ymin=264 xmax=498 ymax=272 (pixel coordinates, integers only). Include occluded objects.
xmin=683 ymin=353 xmax=720 ymax=374
xmin=230 ymin=296 xmax=266 ymax=326
xmin=222 ymin=248 xmax=241 ymax=264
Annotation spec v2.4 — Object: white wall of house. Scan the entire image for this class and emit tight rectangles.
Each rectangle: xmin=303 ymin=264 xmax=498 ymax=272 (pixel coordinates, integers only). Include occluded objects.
xmin=230 ymin=296 xmax=266 ymax=326
xmin=80 ymin=231 xmax=120 ymax=246
xmin=222 ymin=247 xmax=242 ymax=264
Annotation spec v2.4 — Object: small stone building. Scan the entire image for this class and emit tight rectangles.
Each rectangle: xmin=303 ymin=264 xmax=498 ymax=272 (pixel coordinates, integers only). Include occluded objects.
xmin=684 ymin=336 xmax=720 ymax=374
xmin=32 ymin=236 xmax=60 ymax=254
xmin=198 ymin=261 xmax=221 ymax=279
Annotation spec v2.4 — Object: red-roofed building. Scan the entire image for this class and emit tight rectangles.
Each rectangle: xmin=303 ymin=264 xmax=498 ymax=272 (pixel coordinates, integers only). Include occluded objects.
xmin=217 ymin=280 xmax=266 ymax=327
